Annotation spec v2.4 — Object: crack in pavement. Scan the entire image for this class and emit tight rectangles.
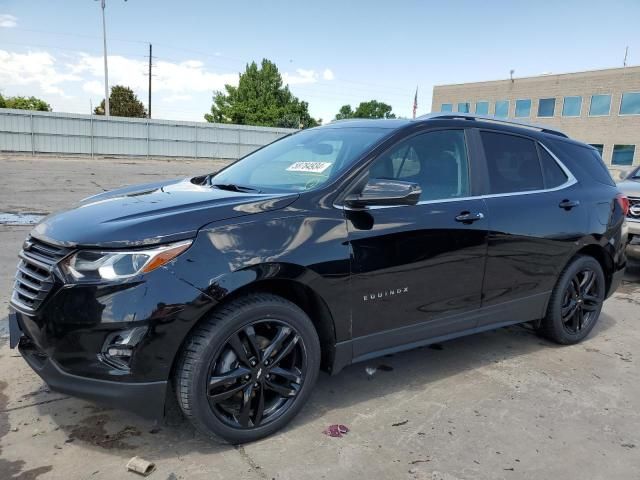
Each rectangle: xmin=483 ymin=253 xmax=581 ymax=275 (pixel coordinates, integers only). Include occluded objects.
xmin=234 ymin=445 xmax=268 ymax=479
xmin=1 ymin=396 xmax=69 ymax=413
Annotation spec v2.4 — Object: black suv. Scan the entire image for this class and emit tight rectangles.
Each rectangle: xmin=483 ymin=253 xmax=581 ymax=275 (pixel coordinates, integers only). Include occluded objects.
xmin=9 ymin=114 xmax=628 ymax=443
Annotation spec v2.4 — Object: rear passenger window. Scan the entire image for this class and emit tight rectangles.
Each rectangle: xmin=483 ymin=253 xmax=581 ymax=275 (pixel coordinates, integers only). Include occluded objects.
xmin=481 ymin=132 xmax=543 ymax=194
xmin=538 ymin=146 xmax=568 ymax=188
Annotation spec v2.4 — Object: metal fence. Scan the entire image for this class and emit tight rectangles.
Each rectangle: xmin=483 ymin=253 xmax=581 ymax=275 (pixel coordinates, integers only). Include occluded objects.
xmin=0 ymin=108 xmax=296 ymax=159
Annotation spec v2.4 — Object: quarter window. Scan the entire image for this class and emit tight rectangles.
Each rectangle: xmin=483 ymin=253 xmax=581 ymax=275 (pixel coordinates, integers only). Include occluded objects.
xmin=475 ymin=101 xmax=489 ymax=115
xmin=481 ymin=131 xmax=543 ymax=194
xmin=620 ymin=92 xmax=640 ymax=115
xmin=537 ymin=98 xmax=556 ymax=117
xmin=589 ymin=94 xmax=611 ymax=116
xmin=562 ymin=96 xmax=582 ymax=116
xmin=515 ymin=99 xmax=531 ymax=117
xmin=441 ymin=103 xmax=453 ymax=112
xmin=538 ymin=146 xmax=568 ymax=188
xmin=367 ymin=130 xmax=470 ymax=201
xmin=457 ymin=102 xmax=470 ymax=113
xmin=495 ymin=100 xmax=509 ymax=118
xmin=612 ymin=145 xmax=635 ymax=166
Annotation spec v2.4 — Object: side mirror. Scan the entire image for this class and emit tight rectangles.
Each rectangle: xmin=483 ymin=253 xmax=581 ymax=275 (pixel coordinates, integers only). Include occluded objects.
xmin=344 ymin=178 xmax=422 ymax=209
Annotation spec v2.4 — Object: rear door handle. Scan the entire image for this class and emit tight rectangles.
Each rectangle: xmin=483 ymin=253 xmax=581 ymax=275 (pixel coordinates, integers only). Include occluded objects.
xmin=455 ymin=212 xmax=485 ymax=223
xmin=559 ymin=199 xmax=580 ymax=210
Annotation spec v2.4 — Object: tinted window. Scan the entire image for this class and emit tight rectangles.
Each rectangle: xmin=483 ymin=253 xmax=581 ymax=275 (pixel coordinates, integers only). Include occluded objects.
xmin=548 ymin=141 xmax=615 ymax=186
xmin=481 ymin=132 xmax=543 ymax=194
xmin=538 ymin=98 xmax=555 ymax=117
xmin=620 ymin=92 xmax=640 ymax=115
xmin=441 ymin=103 xmax=453 ymax=112
xmin=515 ymin=99 xmax=531 ymax=117
xmin=457 ymin=102 xmax=470 ymax=113
xmin=538 ymin=146 xmax=568 ymax=188
xmin=475 ymin=101 xmax=489 ymax=115
xmin=495 ymin=100 xmax=509 ymax=118
xmin=612 ymin=145 xmax=635 ymax=166
xmin=562 ymin=96 xmax=582 ymax=116
xmin=589 ymin=94 xmax=611 ymax=116
xmin=367 ymin=130 xmax=470 ymax=201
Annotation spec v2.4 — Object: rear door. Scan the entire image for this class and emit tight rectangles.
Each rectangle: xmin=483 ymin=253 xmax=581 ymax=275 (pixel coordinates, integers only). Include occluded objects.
xmin=476 ymin=130 xmax=588 ymax=326
xmin=345 ymin=128 xmax=489 ymax=357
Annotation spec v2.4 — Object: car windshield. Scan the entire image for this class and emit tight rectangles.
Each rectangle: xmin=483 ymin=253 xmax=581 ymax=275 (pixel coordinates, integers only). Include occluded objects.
xmin=632 ymin=168 xmax=640 ymax=179
xmin=209 ymin=127 xmax=392 ymax=192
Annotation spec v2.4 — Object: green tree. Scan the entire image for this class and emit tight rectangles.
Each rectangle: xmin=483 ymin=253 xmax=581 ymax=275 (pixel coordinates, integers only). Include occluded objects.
xmin=334 ymin=100 xmax=396 ymax=120
xmin=205 ymin=59 xmax=320 ymax=128
xmin=95 ymin=85 xmax=147 ymax=118
xmin=2 ymin=95 xmax=51 ymax=111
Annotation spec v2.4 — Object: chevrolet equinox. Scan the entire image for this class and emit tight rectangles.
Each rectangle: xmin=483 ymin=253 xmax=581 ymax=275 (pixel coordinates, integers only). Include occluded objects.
xmin=9 ymin=114 xmax=628 ymax=443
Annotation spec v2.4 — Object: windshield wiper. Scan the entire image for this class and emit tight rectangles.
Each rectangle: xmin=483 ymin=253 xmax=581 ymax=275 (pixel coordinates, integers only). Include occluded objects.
xmin=211 ymin=183 xmax=261 ymax=193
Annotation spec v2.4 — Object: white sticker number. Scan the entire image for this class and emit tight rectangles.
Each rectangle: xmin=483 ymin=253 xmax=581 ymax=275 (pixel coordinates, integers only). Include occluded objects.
xmin=286 ymin=162 xmax=332 ymax=173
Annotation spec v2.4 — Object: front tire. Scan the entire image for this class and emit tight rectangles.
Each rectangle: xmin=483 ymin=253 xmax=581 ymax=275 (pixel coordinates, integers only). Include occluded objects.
xmin=174 ymin=293 xmax=321 ymax=443
xmin=539 ymin=255 xmax=606 ymax=344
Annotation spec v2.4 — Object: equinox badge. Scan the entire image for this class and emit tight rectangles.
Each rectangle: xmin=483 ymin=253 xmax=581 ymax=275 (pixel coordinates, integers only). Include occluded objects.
xmin=363 ymin=287 xmax=409 ymax=302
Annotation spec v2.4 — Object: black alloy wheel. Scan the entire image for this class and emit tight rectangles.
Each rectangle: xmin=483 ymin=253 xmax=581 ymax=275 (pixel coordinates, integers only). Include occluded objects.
xmin=560 ymin=269 xmax=602 ymax=335
xmin=207 ymin=320 xmax=307 ymax=429
xmin=175 ymin=293 xmax=320 ymax=443
xmin=539 ymin=255 xmax=605 ymax=345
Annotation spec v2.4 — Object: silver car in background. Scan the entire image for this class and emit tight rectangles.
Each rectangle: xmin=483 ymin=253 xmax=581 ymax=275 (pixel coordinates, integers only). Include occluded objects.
xmin=617 ymin=165 xmax=640 ymax=258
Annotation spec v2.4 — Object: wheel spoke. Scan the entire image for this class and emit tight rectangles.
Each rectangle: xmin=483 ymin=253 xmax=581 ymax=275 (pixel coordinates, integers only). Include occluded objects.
xmin=262 ymin=326 xmax=291 ymax=362
xmin=227 ymin=333 xmax=252 ymax=367
xmin=265 ymin=379 xmax=298 ymax=398
xmin=238 ymin=385 xmax=253 ymax=427
xmin=244 ymin=325 xmax=262 ymax=361
xmin=208 ymin=382 xmax=246 ymax=402
xmin=209 ymin=367 xmax=250 ymax=390
xmin=253 ymin=384 xmax=265 ymax=425
xmin=582 ymin=294 xmax=600 ymax=311
xmin=271 ymin=335 xmax=300 ymax=366
xmin=269 ymin=366 xmax=302 ymax=384
xmin=580 ymin=271 xmax=595 ymax=295
xmin=574 ymin=307 xmax=584 ymax=331
xmin=561 ymin=300 xmax=578 ymax=319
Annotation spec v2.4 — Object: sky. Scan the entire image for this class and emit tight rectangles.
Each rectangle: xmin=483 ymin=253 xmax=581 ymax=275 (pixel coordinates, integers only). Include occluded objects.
xmin=0 ymin=0 xmax=638 ymax=123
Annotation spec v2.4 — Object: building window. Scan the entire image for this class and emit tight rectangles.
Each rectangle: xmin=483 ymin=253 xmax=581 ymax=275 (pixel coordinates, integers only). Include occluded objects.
xmin=589 ymin=94 xmax=611 ymax=116
xmin=589 ymin=144 xmax=604 ymax=157
xmin=457 ymin=102 xmax=470 ymax=113
xmin=612 ymin=145 xmax=635 ymax=166
xmin=620 ymin=92 xmax=640 ymax=115
xmin=537 ymin=98 xmax=556 ymax=117
xmin=515 ymin=99 xmax=531 ymax=117
xmin=562 ymin=96 xmax=582 ymax=116
xmin=494 ymin=100 xmax=509 ymax=118
xmin=441 ymin=103 xmax=452 ymax=112
xmin=475 ymin=101 xmax=489 ymax=115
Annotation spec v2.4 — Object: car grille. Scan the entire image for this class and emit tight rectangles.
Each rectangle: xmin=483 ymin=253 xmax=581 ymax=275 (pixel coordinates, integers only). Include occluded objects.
xmin=629 ymin=196 xmax=640 ymax=220
xmin=12 ymin=237 xmax=71 ymax=313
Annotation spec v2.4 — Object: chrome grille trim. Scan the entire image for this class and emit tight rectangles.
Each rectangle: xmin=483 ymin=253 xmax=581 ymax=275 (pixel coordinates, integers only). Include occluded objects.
xmin=628 ymin=196 xmax=640 ymax=220
xmin=11 ymin=237 xmax=71 ymax=313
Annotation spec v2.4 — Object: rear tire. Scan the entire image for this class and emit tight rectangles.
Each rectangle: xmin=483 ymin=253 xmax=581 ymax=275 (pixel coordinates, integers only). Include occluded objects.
xmin=174 ymin=293 xmax=320 ymax=443
xmin=539 ymin=255 xmax=606 ymax=345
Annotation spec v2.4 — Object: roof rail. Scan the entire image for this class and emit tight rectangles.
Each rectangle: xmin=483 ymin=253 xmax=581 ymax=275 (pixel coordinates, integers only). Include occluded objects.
xmin=417 ymin=112 xmax=568 ymax=138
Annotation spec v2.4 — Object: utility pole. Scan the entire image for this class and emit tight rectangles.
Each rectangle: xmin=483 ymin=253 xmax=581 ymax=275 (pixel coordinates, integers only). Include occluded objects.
xmin=148 ymin=43 xmax=152 ymax=118
xmin=624 ymin=46 xmax=629 ymax=67
xmin=100 ymin=0 xmax=110 ymax=116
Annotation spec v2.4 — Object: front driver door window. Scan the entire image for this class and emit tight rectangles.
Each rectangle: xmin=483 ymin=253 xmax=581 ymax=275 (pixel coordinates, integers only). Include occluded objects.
xmin=345 ymin=129 xmax=489 ymax=358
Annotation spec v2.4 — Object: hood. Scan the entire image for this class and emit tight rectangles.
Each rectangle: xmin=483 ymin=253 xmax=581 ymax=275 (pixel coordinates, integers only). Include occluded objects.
xmin=31 ymin=178 xmax=298 ymax=248
xmin=617 ymin=178 xmax=640 ymax=197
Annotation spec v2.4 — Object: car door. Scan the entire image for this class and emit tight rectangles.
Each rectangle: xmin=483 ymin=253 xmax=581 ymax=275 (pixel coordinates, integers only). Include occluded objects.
xmin=475 ymin=129 xmax=588 ymax=327
xmin=344 ymin=128 xmax=489 ymax=358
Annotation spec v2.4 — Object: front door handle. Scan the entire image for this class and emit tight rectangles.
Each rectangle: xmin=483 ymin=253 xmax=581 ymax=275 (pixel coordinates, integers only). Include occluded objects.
xmin=455 ymin=212 xmax=485 ymax=223
xmin=559 ymin=199 xmax=580 ymax=210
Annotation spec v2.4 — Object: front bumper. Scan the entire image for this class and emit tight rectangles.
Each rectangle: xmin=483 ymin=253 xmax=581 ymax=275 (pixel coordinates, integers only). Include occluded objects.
xmin=627 ymin=219 xmax=640 ymax=236
xmin=18 ymin=334 xmax=167 ymax=419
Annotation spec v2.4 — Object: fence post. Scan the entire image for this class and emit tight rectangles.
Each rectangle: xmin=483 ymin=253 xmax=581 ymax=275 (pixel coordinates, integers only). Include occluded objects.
xmin=90 ymin=113 xmax=94 ymax=158
xmin=30 ymin=112 xmax=35 ymax=156
xmin=146 ymin=118 xmax=150 ymax=159
xmin=194 ymin=124 xmax=198 ymax=159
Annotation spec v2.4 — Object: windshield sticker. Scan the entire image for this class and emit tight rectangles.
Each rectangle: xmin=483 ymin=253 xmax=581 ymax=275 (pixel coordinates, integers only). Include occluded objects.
xmin=286 ymin=162 xmax=332 ymax=173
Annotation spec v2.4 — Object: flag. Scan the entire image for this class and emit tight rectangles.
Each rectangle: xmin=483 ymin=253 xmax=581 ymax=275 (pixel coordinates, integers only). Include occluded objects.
xmin=412 ymin=86 xmax=418 ymax=119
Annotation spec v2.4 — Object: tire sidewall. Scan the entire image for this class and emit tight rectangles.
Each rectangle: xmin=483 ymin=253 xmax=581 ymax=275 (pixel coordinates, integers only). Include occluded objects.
xmin=184 ymin=298 xmax=321 ymax=443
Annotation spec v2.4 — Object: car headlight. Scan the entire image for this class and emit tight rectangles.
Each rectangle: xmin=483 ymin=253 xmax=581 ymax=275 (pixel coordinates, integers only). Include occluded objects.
xmin=60 ymin=240 xmax=192 ymax=282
